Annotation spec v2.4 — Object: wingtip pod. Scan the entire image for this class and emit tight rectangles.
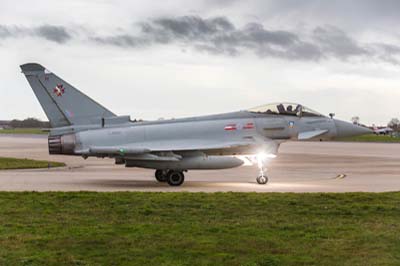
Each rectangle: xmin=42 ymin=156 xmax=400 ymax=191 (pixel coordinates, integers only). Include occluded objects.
xmin=20 ymin=63 xmax=46 ymax=74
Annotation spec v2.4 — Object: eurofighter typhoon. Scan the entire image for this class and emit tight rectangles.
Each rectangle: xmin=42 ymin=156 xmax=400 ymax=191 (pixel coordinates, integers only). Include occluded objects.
xmin=20 ymin=63 xmax=371 ymax=186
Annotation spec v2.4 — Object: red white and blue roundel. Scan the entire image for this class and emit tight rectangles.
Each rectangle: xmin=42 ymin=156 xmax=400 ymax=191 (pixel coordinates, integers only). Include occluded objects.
xmin=53 ymin=84 xmax=65 ymax=97
xmin=224 ymin=122 xmax=255 ymax=131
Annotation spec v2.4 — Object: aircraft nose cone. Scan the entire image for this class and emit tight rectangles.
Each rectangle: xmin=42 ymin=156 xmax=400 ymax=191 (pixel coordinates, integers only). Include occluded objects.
xmin=334 ymin=119 xmax=372 ymax=138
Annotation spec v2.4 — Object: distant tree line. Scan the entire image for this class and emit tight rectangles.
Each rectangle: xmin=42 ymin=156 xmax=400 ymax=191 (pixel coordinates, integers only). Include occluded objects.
xmin=388 ymin=118 xmax=400 ymax=131
xmin=351 ymin=116 xmax=400 ymax=132
xmin=9 ymin=118 xmax=50 ymax=128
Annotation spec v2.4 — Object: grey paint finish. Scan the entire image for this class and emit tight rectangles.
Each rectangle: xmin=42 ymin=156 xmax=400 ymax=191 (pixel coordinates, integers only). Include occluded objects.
xmin=23 ymin=71 xmax=71 ymax=128
xmin=125 ymin=156 xmax=244 ymax=170
xmin=20 ymin=63 xmax=115 ymax=128
xmin=20 ymin=63 xmax=372 ymax=174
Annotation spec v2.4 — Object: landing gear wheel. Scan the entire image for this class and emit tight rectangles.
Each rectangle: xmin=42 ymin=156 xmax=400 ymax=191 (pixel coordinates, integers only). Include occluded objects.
xmin=256 ymin=175 xmax=268 ymax=185
xmin=155 ymin=170 xmax=167 ymax=182
xmin=167 ymin=171 xmax=185 ymax=186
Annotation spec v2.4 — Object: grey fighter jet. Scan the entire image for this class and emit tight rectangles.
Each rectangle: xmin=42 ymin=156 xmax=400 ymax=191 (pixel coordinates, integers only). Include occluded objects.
xmin=20 ymin=63 xmax=372 ymax=186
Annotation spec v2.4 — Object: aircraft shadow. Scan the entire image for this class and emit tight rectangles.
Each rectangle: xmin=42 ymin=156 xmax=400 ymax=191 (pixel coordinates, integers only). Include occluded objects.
xmin=73 ymin=179 xmax=252 ymax=189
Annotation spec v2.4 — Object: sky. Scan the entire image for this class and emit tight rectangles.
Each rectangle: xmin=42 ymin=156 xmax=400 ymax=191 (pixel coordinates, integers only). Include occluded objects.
xmin=1 ymin=0 xmax=400 ymax=125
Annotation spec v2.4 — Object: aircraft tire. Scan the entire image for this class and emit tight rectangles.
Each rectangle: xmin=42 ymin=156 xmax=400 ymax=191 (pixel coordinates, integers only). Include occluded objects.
xmin=167 ymin=171 xmax=185 ymax=186
xmin=155 ymin=169 xmax=167 ymax=182
xmin=256 ymin=175 xmax=268 ymax=185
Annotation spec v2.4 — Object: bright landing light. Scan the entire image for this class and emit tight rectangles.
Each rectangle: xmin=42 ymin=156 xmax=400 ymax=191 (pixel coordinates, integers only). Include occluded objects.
xmin=257 ymin=152 xmax=277 ymax=160
xmin=257 ymin=152 xmax=276 ymax=177
xmin=236 ymin=153 xmax=277 ymax=166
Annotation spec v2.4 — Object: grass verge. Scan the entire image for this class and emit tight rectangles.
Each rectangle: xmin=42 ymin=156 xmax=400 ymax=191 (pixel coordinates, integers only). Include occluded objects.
xmin=0 ymin=157 xmax=65 ymax=170
xmin=336 ymin=134 xmax=400 ymax=143
xmin=0 ymin=192 xmax=399 ymax=266
xmin=0 ymin=128 xmax=47 ymax=135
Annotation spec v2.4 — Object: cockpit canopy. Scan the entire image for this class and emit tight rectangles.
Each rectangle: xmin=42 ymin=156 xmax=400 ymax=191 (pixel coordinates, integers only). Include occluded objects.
xmin=248 ymin=103 xmax=324 ymax=117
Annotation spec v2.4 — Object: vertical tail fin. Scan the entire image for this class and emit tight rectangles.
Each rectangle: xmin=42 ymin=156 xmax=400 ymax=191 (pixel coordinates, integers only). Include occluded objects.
xmin=20 ymin=63 xmax=116 ymax=128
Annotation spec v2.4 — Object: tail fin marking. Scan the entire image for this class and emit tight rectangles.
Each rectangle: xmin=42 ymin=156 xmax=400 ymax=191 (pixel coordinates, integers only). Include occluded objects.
xmin=20 ymin=63 xmax=116 ymax=128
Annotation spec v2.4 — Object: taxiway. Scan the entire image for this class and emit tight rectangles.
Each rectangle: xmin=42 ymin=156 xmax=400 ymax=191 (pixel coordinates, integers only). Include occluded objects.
xmin=0 ymin=135 xmax=399 ymax=192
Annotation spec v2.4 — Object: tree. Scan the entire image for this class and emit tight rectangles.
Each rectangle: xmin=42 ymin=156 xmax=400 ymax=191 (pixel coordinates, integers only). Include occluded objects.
xmin=388 ymin=118 xmax=400 ymax=131
xmin=9 ymin=118 xmax=50 ymax=128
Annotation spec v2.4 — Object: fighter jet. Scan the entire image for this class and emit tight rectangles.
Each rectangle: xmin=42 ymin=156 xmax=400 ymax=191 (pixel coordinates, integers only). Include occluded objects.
xmin=20 ymin=63 xmax=372 ymax=186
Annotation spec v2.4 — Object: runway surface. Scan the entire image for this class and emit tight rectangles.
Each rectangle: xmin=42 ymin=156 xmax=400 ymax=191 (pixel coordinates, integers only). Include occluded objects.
xmin=0 ymin=134 xmax=399 ymax=192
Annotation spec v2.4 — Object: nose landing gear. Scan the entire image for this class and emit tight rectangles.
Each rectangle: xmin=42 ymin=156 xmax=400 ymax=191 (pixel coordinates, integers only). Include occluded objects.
xmin=256 ymin=166 xmax=269 ymax=184
xmin=256 ymin=153 xmax=270 ymax=185
xmin=256 ymin=174 xmax=268 ymax=184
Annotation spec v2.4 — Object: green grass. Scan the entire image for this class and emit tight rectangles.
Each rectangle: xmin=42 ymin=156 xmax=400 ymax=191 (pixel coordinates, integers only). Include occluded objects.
xmin=336 ymin=134 xmax=400 ymax=143
xmin=0 ymin=128 xmax=47 ymax=135
xmin=0 ymin=192 xmax=399 ymax=266
xmin=0 ymin=157 xmax=65 ymax=170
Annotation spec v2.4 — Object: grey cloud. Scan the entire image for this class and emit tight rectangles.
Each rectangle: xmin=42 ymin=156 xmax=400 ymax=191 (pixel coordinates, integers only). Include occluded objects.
xmin=150 ymin=16 xmax=235 ymax=38
xmin=202 ymin=0 xmax=240 ymax=7
xmin=279 ymin=41 xmax=323 ymax=61
xmin=0 ymin=25 xmax=71 ymax=43
xmin=2 ymin=16 xmax=400 ymax=64
xmin=242 ymin=0 xmax=400 ymax=29
xmin=313 ymin=26 xmax=369 ymax=59
xmin=378 ymin=43 xmax=400 ymax=54
xmin=370 ymin=43 xmax=400 ymax=65
xmin=0 ymin=25 xmax=24 ymax=38
xmin=35 ymin=25 xmax=71 ymax=43
xmin=259 ymin=0 xmax=400 ymax=14
xmin=92 ymin=34 xmax=148 ymax=47
xmin=242 ymin=23 xmax=298 ymax=46
xmin=0 ymin=25 xmax=11 ymax=38
xmin=94 ymin=16 xmax=323 ymax=61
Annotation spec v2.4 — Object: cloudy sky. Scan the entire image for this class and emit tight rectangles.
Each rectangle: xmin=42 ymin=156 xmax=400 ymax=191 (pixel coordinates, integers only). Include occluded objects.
xmin=1 ymin=0 xmax=400 ymax=125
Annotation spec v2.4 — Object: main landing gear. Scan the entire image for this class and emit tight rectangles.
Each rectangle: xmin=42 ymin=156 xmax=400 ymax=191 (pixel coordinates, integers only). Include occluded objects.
xmin=155 ymin=170 xmax=185 ymax=186
xmin=155 ymin=170 xmax=168 ymax=182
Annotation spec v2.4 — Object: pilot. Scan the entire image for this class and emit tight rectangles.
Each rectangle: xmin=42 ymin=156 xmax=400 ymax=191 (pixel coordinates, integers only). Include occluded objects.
xmin=286 ymin=105 xmax=293 ymax=114
xmin=277 ymin=104 xmax=286 ymax=114
xmin=295 ymin=104 xmax=302 ymax=113
xmin=266 ymin=109 xmax=274 ymax=114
